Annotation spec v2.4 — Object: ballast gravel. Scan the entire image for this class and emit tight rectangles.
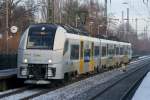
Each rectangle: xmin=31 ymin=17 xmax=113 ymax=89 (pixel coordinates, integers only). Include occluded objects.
xmin=32 ymin=59 xmax=145 ymax=100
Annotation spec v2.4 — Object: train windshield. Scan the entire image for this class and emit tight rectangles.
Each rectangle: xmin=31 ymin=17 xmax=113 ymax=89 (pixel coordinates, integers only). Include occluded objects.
xmin=26 ymin=25 xmax=57 ymax=49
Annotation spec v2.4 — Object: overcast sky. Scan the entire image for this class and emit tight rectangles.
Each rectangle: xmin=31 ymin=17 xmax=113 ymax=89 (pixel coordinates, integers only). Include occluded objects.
xmin=101 ymin=0 xmax=150 ymax=35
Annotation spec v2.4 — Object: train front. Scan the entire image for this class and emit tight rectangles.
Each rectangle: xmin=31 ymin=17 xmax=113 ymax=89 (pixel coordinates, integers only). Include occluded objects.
xmin=17 ymin=24 xmax=65 ymax=84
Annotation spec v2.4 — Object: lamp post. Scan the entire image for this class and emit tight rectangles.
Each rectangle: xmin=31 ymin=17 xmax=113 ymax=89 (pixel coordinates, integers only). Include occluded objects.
xmin=104 ymin=0 xmax=108 ymax=37
xmin=89 ymin=22 xmax=94 ymax=36
xmin=98 ymin=25 xmax=103 ymax=38
xmin=6 ymin=0 xmax=9 ymax=55
xmin=122 ymin=2 xmax=130 ymax=41
xmin=76 ymin=15 xmax=80 ymax=27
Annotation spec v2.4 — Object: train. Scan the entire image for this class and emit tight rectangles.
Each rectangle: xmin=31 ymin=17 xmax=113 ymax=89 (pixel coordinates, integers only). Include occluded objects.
xmin=17 ymin=24 xmax=132 ymax=84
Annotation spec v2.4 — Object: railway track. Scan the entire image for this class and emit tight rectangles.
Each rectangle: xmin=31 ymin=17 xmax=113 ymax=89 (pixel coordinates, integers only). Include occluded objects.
xmin=120 ymin=73 xmax=146 ymax=100
xmin=90 ymin=59 xmax=150 ymax=100
xmin=0 ymin=86 xmax=30 ymax=98
xmin=0 ymin=58 xmax=149 ymax=100
xmin=0 ymin=87 xmax=49 ymax=100
xmin=0 ymin=71 xmax=99 ymax=100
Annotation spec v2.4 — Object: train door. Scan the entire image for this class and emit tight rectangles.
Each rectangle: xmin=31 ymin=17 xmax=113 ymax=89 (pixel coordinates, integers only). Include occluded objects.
xmin=116 ymin=44 xmax=120 ymax=66
xmin=124 ymin=46 xmax=129 ymax=63
xmin=101 ymin=43 xmax=107 ymax=68
xmin=84 ymin=41 xmax=90 ymax=72
xmin=89 ymin=42 xmax=95 ymax=72
xmin=79 ymin=41 xmax=84 ymax=74
xmin=93 ymin=44 xmax=100 ymax=71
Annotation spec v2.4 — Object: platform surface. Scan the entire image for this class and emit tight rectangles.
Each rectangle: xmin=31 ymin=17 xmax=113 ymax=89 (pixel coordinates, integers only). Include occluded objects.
xmin=0 ymin=68 xmax=17 ymax=79
xmin=132 ymin=71 xmax=150 ymax=100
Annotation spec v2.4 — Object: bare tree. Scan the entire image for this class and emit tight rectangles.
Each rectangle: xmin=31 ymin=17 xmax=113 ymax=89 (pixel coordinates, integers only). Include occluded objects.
xmin=0 ymin=0 xmax=36 ymax=54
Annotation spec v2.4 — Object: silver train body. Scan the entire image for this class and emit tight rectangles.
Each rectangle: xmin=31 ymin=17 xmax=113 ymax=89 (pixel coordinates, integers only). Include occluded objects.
xmin=17 ymin=24 xmax=132 ymax=84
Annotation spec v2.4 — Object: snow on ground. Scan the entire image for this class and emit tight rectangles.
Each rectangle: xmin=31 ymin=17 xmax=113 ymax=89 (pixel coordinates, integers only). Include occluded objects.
xmin=33 ymin=61 xmax=141 ymax=100
xmin=132 ymin=72 xmax=150 ymax=100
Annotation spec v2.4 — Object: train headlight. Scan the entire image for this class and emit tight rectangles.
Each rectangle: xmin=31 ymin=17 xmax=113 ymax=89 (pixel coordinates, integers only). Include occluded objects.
xmin=48 ymin=59 xmax=52 ymax=63
xmin=20 ymin=67 xmax=27 ymax=76
xmin=23 ymin=58 xmax=28 ymax=63
xmin=48 ymin=69 xmax=53 ymax=77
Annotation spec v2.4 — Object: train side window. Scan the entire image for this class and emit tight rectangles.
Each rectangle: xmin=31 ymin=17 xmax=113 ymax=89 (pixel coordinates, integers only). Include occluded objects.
xmin=94 ymin=46 xmax=100 ymax=56
xmin=108 ymin=48 xmax=111 ymax=55
xmin=120 ymin=47 xmax=123 ymax=55
xmin=102 ymin=46 xmax=106 ymax=57
xmin=128 ymin=46 xmax=131 ymax=55
xmin=63 ymin=40 xmax=69 ymax=55
xmin=108 ymin=45 xmax=113 ymax=56
xmin=116 ymin=47 xmax=119 ymax=55
xmin=91 ymin=42 xmax=94 ymax=57
xmin=125 ymin=46 xmax=128 ymax=55
xmin=80 ymin=41 xmax=83 ymax=59
xmin=106 ymin=44 xmax=108 ymax=55
xmin=120 ymin=47 xmax=121 ymax=55
xmin=70 ymin=45 xmax=79 ymax=60
xmin=84 ymin=49 xmax=90 ymax=62
xmin=114 ymin=45 xmax=116 ymax=55
xmin=109 ymin=49 xmax=114 ymax=56
xmin=112 ymin=48 xmax=115 ymax=55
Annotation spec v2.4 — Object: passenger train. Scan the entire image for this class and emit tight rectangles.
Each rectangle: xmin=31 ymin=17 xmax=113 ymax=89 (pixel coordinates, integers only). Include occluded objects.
xmin=17 ymin=24 xmax=132 ymax=84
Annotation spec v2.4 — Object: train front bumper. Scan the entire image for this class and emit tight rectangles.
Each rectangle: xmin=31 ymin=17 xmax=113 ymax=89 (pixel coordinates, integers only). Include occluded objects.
xmin=18 ymin=64 xmax=56 ymax=79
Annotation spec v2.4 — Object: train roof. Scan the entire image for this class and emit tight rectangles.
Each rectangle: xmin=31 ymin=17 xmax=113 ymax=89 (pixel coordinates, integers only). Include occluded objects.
xmin=29 ymin=23 xmax=131 ymax=45
xmin=65 ymin=32 xmax=100 ymax=42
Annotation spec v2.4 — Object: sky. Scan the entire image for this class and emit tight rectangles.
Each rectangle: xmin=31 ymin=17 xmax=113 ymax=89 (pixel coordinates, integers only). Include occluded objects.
xmin=99 ymin=0 xmax=150 ymax=36
xmin=31 ymin=0 xmax=150 ymax=37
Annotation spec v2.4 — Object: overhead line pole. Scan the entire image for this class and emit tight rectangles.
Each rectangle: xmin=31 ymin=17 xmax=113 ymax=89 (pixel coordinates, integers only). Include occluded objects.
xmin=126 ymin=8 xmax=129 ymax=41
xmin=52 ymin=0 xmax=55 ymax=23
xmin=47 ymin=0 xmax=51 ymax=23
xmin=135 ymin=18 xmax=138 ymax=37
xmin=104 ymin=0 xmax=108 ymax=37
xmin=127 ymin=8 xmax=129 ymax=32
xmin=6 ymin=0 xmax=9 ymax=54
xmin=122 ymin=11 xmax=125 ymax=40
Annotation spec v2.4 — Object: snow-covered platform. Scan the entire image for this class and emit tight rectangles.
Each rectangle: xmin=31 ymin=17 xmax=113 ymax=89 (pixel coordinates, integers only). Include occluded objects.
xmin=132 ymin=72 xmax=150 ymax=100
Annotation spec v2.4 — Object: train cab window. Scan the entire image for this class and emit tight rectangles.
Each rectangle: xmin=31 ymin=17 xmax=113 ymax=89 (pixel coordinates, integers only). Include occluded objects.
xmin=27 ymin=25 xmax=57 ymax=50
xmin=63 ymin=40 xmax=69 ymax=55
xmin=102 ymin=46 xmax=106 ymax=57
xmin=94 ymin=46 xmax=100 ymax=56
xmin=70 ymin=45 xmax=79 ymax=60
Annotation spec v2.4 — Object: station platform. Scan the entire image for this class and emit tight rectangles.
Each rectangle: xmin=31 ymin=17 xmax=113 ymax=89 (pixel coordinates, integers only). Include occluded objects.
xmin=132 ymin=71 xmax=150 ymax=100
xmin=0 ymin=68 xmax=17 ymax=80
